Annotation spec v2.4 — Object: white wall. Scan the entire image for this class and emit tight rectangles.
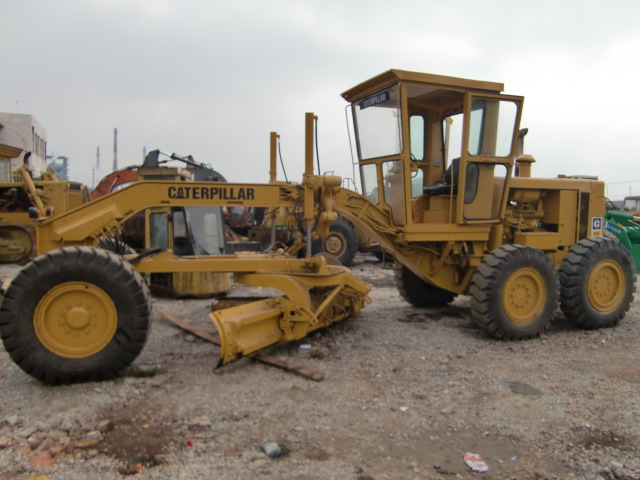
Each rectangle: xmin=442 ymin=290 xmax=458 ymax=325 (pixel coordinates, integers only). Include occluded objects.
xmin=0 ymin=113 xmax=48 ymax=177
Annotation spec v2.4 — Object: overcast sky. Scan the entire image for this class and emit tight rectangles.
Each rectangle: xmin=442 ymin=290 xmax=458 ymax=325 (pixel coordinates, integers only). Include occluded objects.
xmin=2 ymin=0 xmax=639 ymax=199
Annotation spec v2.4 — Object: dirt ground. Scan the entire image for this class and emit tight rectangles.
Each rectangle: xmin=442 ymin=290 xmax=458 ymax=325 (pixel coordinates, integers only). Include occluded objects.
xmin=1 ymin=253 xmax=639 ymax=480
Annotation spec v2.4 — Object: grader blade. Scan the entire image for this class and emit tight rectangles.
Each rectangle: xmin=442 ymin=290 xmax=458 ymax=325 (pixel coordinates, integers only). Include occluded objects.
xmin=210 ymin=267 xmax=370 ymax=365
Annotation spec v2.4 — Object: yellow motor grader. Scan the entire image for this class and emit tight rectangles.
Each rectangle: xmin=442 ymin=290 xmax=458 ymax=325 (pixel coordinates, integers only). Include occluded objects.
xmin=0 ymin=69 xmax=635 ymax=384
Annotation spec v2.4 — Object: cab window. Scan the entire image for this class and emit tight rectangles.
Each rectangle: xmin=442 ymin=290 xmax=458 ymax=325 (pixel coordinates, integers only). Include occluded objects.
xmin=410 ymin=115 xmax=424 ymax=162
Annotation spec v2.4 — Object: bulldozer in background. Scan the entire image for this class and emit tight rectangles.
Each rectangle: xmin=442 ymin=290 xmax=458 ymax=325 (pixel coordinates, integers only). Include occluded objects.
xmin=0 ymin=151 xmax=230 ymax=297
xmin=0 ymin=69 xmax=635 ymax=385
xmin=0 ymin=165 xmax=89 ymax=264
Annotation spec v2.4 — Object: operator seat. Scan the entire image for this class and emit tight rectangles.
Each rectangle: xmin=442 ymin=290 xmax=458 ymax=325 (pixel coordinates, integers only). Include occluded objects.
xmin=422 ymin=158 xmax=459 ymax=195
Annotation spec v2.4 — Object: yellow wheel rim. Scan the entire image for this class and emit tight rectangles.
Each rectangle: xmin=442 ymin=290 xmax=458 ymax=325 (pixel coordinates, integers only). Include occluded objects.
xmin=587 ymin=260 xmax=624 ymax=313
xmin=34 ymin=282 xmax=117 ymax=358
xmin=502 ymin=267 xmax=546 ymax=325
xmin=323 ymin=233 xmax=346 ymax=256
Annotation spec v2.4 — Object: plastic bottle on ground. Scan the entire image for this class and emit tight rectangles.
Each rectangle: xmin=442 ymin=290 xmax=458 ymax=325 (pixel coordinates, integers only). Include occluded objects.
xmin=263 ymin=441 xmax=281 ymax=457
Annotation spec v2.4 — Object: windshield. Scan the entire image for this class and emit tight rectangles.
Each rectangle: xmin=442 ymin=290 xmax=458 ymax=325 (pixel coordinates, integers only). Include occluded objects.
xmin=353 ymin=85 xmax=402 ymax=160
xmin=624 ymin=198 xmax=640 ymax=211
xmin=184 ymin=206 xmax=226 ymax=255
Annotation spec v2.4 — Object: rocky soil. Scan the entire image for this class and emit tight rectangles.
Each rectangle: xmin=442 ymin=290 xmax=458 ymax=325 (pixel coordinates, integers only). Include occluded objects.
xmin=0 ymin=253 xmax=639 ymax=480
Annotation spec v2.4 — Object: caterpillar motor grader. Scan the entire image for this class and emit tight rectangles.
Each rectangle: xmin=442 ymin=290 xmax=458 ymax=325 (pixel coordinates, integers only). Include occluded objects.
xmin=0 ymin=69 xmax=635 ymax=385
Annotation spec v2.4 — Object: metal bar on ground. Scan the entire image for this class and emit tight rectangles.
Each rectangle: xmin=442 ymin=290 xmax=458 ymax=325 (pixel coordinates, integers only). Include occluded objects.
xmin=155 ymin=307 xmax=325 ymax=381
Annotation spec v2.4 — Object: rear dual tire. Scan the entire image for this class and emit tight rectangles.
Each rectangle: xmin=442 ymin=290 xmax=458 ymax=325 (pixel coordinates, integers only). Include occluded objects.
xmin=559 ymin=237 xmax=635 ymax=329
xmin=471 ymin=239 xmax=635 ymax=339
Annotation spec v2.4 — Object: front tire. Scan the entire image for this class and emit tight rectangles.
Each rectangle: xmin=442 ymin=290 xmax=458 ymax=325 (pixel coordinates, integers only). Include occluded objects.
xmin=0 ymin=247 xmax=151 ymax=384
xmin=307 ymin=218 xmax=358 ymax=266
xmin=470 ymin=244 xmax=558 ymax=339
xmin=559 ymin=237 xmax=635 ymax=329
xmin=395 ymin=265 xmax=456 ymax=308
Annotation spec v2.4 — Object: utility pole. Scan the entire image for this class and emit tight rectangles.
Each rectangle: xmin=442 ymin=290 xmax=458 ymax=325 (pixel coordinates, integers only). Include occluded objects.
xmin=93 ymin=146 xmax=100 ymax=189
xmin=112 ymin=128 xmax=118 ymax=172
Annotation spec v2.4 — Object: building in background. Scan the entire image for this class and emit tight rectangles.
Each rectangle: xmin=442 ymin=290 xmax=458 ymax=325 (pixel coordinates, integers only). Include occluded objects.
xmin=0 ymin=113 xmax=48 ymax=179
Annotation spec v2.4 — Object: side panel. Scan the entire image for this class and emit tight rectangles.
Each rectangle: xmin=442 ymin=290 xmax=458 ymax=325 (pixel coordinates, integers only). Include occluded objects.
xmin=540 ymin=189 xmax=578 ymax=246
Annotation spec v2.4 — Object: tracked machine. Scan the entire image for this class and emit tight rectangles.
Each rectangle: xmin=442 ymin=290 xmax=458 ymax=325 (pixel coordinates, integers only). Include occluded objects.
xmin=0 ymin=70 xmax=635 ymax=384
xmin=0 ymin=165 xmax=88 ymax=264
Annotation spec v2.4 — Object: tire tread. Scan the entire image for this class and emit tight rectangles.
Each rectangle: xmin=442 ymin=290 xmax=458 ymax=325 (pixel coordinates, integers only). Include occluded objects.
xmin=0 ymin=246 xmax=150 ymax=384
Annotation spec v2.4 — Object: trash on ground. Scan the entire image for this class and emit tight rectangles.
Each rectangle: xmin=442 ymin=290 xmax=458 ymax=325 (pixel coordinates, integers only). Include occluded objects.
xmin=263 ymin=441 xmax=282 ymax=457
xmin=464 ymin=452 xmax=489 ymax=472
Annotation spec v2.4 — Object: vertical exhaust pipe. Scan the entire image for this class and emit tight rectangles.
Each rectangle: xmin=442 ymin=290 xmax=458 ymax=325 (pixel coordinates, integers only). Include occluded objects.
xmin=304 ymin=113 xmax=317 ymax=256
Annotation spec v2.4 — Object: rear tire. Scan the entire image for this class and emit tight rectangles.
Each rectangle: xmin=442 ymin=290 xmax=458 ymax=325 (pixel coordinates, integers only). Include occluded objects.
xmin=304 ymin=218 xmax=358 ymax=266
xmin=559 ymin=237 xmax=635 ymax=329
xmin=395 ymin=265 xmax=456 ymax=308
xmin=0 ymin=246 xmax=151 ymax=384
xmin=470 ymin=244 xmax=558 ymax=339
xmin=373 ymin=248 xmax=394 ymax=263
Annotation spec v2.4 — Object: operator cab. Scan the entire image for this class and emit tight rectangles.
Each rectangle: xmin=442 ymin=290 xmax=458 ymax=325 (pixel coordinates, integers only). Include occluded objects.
xmin=342 ymin=70 xmax=523 ymax=228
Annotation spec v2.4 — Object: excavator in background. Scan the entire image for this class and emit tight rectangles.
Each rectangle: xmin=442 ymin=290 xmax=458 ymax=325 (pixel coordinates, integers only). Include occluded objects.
xmin=92 ymin=151 xmax=256 ymax=251
xmin=91 ymin=150 xmax=227 ymax=200
xmin=96 ymin=151 xmax=362 ymax=264
xmin=92 ymin=151 xmax=230 ymax=297
xmin=0 ymin=69 xmax=635 ymax=385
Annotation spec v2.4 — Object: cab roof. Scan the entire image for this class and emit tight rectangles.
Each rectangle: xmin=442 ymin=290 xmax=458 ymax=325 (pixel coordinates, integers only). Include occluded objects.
xmin=341 ymin=69 xmax=504 ymax=103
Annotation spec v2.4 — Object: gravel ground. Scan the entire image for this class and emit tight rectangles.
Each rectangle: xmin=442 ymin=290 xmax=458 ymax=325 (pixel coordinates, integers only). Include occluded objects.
xmin=0 ymin=253 xmax=639 ymax=480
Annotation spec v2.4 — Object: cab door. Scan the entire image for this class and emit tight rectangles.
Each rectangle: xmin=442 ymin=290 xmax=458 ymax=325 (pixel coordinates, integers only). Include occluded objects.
xmin=456 ymin=93 xmax=523 ymax=224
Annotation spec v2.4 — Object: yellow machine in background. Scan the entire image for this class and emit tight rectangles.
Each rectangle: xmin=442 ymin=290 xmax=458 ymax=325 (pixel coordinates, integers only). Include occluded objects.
xmin=0 ymin=165 xmax=88 ymax=263
xmin=622 ymin=196 xmax=640 ymax=216
xmin=0 ymin=70 xmax=635 ymax=384
xmin=137 ymin=165 xmax=231 ymax=297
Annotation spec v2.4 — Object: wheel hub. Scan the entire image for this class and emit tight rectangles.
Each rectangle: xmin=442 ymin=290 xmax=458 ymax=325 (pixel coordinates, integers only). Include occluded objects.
xmin=502 ymin=268 xmax=545 ymax=324
xmin=324 ymin=234 xmax=345 ymax=256
xmin=588 ymin=260 xmax=624 ymax=312
xmin=34 ymin=282 xmax=117 ymax=358
xmin=63 ymin=304 xmax=95 ymax=331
